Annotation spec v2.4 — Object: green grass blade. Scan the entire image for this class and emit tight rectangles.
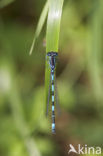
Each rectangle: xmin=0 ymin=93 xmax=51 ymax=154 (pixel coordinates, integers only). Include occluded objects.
xmin=45 ymin=0 xmax=64 ymax=112
xmin=46 ymin=0 xmax=64 ymax=52
xmin=29 ymin=1 xmax=49 ymax=55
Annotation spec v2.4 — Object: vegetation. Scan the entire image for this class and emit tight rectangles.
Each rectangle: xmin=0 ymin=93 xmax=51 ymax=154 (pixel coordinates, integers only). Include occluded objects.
xmin=0 ymin=0 xmax=103 ymax=156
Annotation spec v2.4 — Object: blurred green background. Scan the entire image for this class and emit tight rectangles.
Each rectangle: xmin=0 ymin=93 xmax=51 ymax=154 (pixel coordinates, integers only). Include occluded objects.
xmin=0 ymin=0 xmax=103 ymax=156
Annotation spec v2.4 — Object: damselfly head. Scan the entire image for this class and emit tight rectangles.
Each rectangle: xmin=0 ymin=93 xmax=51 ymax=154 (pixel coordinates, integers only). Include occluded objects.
xmin=47 ymin=52 xmax=58 ymax=57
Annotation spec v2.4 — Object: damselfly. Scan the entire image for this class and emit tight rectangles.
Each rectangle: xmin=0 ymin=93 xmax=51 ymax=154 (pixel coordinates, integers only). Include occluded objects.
xmin=46 ymin=51 xmax=60 ymax=134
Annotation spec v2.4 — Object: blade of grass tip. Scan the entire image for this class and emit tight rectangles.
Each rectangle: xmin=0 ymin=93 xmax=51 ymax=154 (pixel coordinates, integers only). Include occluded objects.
xmin=29 ymin=0 xmax=49 ymax=55
xmin=45 ymin=0 xmax=64 ymax=111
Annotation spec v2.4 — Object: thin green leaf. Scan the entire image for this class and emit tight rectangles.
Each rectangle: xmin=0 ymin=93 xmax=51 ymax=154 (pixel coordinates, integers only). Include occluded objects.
xmin=29 ymin=1 xmax=49 ymax=55
xmin=46 ymin=0 xmax=64 ymax=52
xmin=45 ymin=0 xmax=64 ymax=110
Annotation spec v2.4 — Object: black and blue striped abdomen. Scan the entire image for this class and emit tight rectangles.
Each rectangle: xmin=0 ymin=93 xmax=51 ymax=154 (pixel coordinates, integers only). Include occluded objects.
xmin=51 ymin=70 xmax=55 ymax=133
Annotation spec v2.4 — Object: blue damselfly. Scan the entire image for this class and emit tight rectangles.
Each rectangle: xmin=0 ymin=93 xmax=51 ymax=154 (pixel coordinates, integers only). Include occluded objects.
xmin=46 ymin=51 xmax=60 ymax=134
